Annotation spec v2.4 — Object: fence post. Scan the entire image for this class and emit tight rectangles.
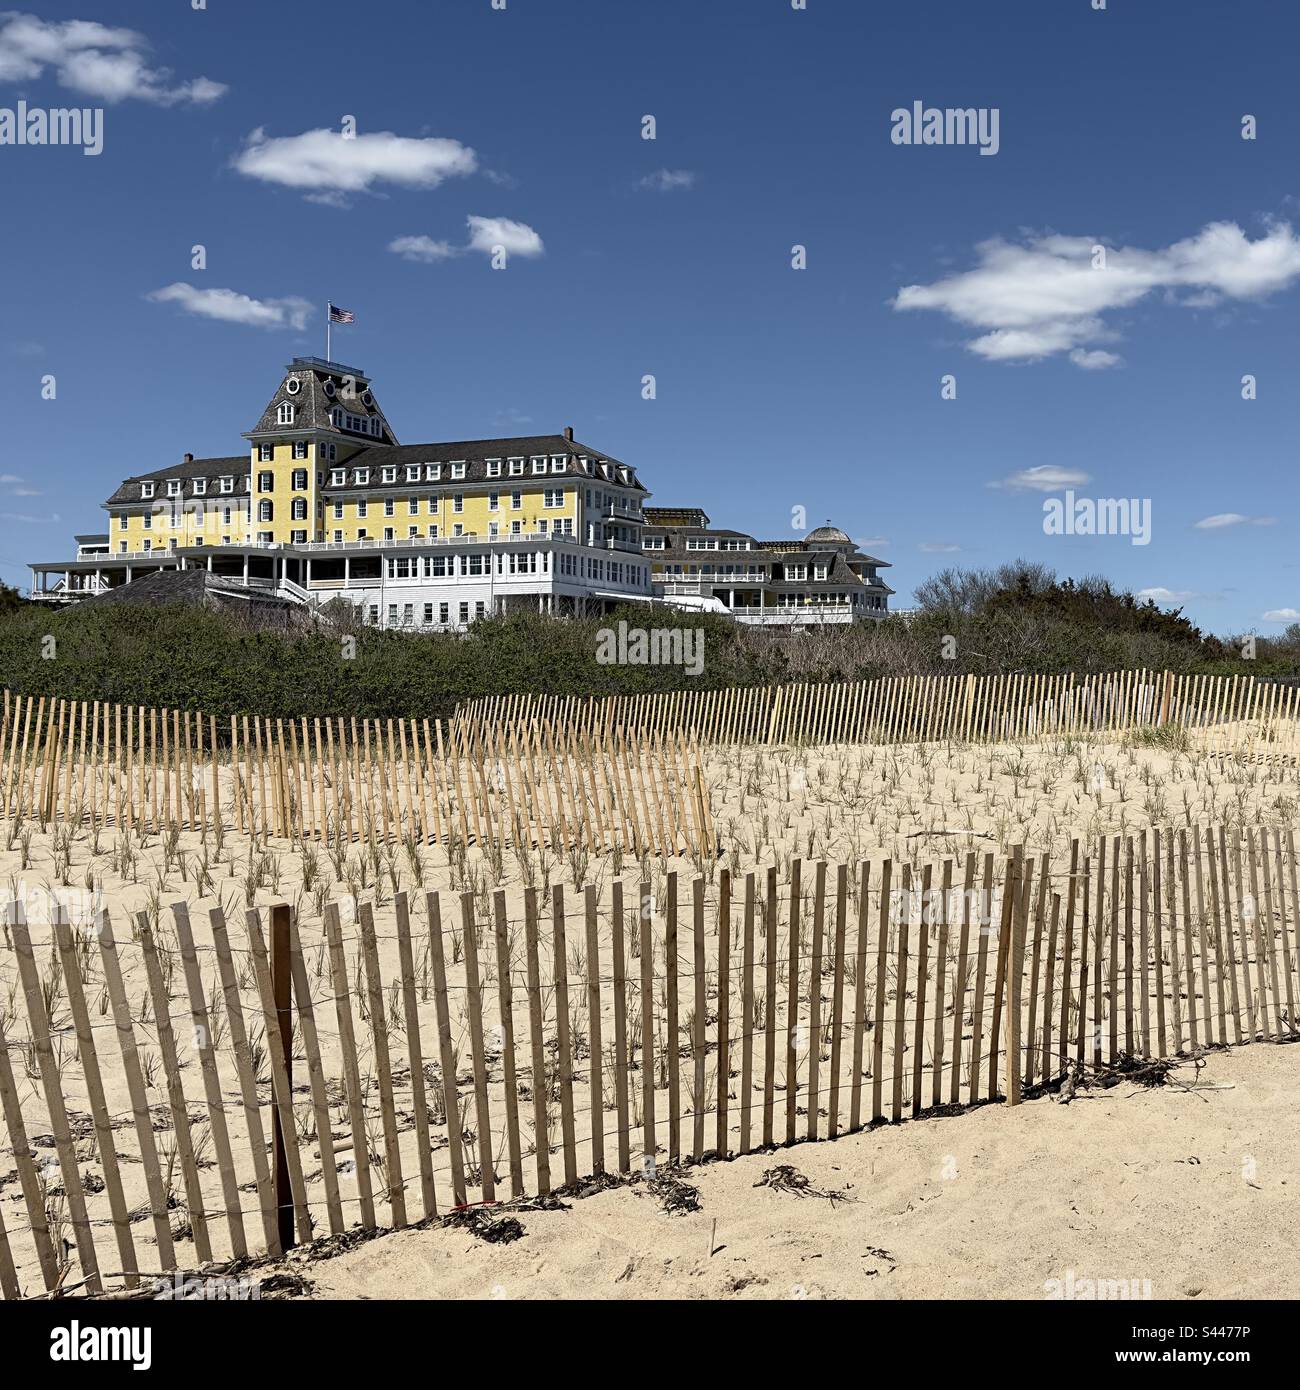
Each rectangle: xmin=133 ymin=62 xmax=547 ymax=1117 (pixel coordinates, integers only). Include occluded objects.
xmin=270 ymin=902 xmax=295 ymax=1252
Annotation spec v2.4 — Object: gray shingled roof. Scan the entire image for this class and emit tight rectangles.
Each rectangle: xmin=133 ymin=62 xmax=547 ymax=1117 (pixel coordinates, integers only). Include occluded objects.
xmin=104 ymin=457 xmax=248 ymax=506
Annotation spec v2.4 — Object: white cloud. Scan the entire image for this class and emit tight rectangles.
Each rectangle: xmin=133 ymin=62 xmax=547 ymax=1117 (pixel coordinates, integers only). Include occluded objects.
xmin=1069 ymin=348 xmax=1123 ymax=370
xmin=988 ymin=465 xmax=1092 ymax=492
xmin=233 ymin=127 xmax=477 ymax=200
xmin=1262 ymin=608 xmax=1300 ymax=622
xmin=639 ymin=169 xmax=695 ymax=192
xmin=1138 ymin=587 xmax=1196 ymax=604
xmin=1 ymin=511 xmax=59 ymax=524
xmin=893 ymin=219 xmax=1300 ymax=364
xmin=1193 ymin=512 xmax=1277 ymax=529
xmin=146 ymin=283 xmax=312 ymax=331
xmin=389 ymin=216 xmax=545 ymax=263
xmin=466 ymin=215 xmax=544 ymax=258
xmin=0 ymin=13 xmax=225 ymax=105
xmin=919 ymin=542 xmax=961 ymax=553
xmin=388 ymin=235 xmax=458 ymax=263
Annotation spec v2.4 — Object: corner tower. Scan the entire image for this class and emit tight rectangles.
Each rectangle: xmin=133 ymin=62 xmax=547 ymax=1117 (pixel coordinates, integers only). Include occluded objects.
xmin=242 ymin=358 xmax=399 ymax=544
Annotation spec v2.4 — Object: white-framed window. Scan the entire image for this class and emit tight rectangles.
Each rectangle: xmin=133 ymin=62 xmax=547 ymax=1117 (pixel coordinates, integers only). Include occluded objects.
xmin=450 ymin=462 xmax=466 ymax=480
xmin=354 ymin=468 xmax=369 ymax=484
xmin=453 ymin=523 xmax=463 ymax=537
xmin=510 ymin=519 xmax=521 ymax=535
xmin=511 ymin=491 xmax=522 ymax=510
xmin=384 ymin=498 xmax=395 ymax=517
xmin=488 ymin=491 xmax=499 ymax=511
xmin=408 ymin=497 xmax=419 ymax=515
xmin=142 ymin=538 xmax=151 ymax=551
xmin=333 ymin=502 xmax=344 ymax=519
xmin=382 ymin=467 xmax=396 ymax=483
xmin=258 ymin=443 xmax=274 ymax=462
xmin=643 ymin=536 xmax=664 ymax=550
xmin=453 ymin=494 xmax=463 ymax=513
xmin=814 ymin=563 xmax=828 ymax=581
xmin=192 ymin=478 xmax=207 ymax=496
xmin=543 ymin=488 xmax=564 ymax=508
xmin=292 ymin=441 xmax=308 ymax=460
xmin=508 ymin=458 xmax=524 ymax=476
xmin=785 ymin=564 xmax=807 ymax=582
xmin=384 ymin=527 xmax=394 ymax=540
xmin=140 ymin=482 xmax=155 ymax=499
xmin=258 ymin=500 xmax=274 ymax=522
xmin=291 ymin=469 xmax=308 ymax=490
xmin=291 ymin=529 xmax=307 ymax=544
xmin=220 ymin=476 xmax=234 ymax=493
xmin=277 ymin=402 xmax=295 ymax=425
xmin=550 ymin=458 xmax=565 ymax=473
xmin=292 ymin=498 xmax=307 ymax=521
xmin=334 ymin=529 xmax=343 ymax=543
xmin=406 ymin=465 xmax=421 ymax=482
xmin=486 ymin=460 xmax=502 ymax=478
xmin=428 ymin=524 xmax=438 ymax=539
xmin=531 ymin=457 xmax=546 ymax=475
xmin=330 ymin=469 xmax=346 ymax=486
xmin=428 ymin=496 xmax=438 ymax=513
xmin=357 ymin=500 xmax=368 ymax=518
xmin=425 ymin=463 xmax=441 ymax=481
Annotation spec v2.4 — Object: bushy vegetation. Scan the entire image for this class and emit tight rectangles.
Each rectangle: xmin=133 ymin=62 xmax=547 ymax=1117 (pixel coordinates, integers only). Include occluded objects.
xmin=0 ymin=560 xmax=1292 ymax=723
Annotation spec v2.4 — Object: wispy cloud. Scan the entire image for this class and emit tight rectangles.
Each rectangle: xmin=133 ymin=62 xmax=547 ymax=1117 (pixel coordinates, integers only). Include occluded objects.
xmin=0 ymin=13 xmax=225 ymax=105
xmin=1262 ymin=607 xmax=1300 ymax=622
xmin=1138 ymin=587 xmax=1198 ymax=604
xmin=893 ymin=219 xmax=1300 ymax=365
xmin=389 ymin=216 xmax=545 ymax=263
xmin=1193 ymin=512 xmax=1277 ymax=530
xmin=388 ymin=235 xmax=458 ymax=263
xmin=988 ymin=465 xmax=1091 ymax=492
xmin=1 ymin=511 xmax=60 ymax=524
xmin=146 ymin=284 xmax=312 ymax=331
xmin=638 ymin=169 xmax=695 ymax=193
xmin=233 ymin=127 xmax=477 ymax=203
xmin=919 ymin=541 xmax=961 ymax=553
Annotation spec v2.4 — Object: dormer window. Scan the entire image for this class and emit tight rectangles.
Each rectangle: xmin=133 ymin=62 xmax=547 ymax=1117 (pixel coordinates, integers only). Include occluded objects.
xmin=277 ymin=402 xmax=295 ymax=425
xmin=140 ymin=482 xmax=155 ymax=498
xmin=406 ymin=465 xmax=421 ymax=482
xmin=166 ymin=479 xmax=181 ymax=497
xmin=193 ymin=478 xmax=207 ymax=496
xmin=371 ymin=418 xmax=381 ymax=436
xmin=354 ymin=468 xmax=369 ymax=485
xmin=579 ymin=458 xmax=592 ymax=475
xmin=550 ymin=458 xmax=565 ymax=474
xmin=486 ymin=460 xmax=502 ymax=478
xmin=425 ymin=463 xmax=441 ymax=481
xmin=219 ymin=476 xmax=234 ymax=494
xmin=531 ymin=457 xmax=546 ymax=475
xmin=450 ymin=462 xmax=466 ymax=480
xmin=509 ymin=458 xmax=524 ymax=476
xmin=382 ymin=467 xmax=396 ymax=483
xmin=322 ymin=378 xmax=336 ymax=398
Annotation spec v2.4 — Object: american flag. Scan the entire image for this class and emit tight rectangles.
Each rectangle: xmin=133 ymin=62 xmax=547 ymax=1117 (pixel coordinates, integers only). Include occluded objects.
xmin=328 ymin=303 xmax=354 ymax=324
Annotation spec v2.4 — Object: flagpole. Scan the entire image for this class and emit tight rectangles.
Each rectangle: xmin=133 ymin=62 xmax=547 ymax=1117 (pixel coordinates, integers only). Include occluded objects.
xmin=325 ymin=302 xmax=331 ymax=363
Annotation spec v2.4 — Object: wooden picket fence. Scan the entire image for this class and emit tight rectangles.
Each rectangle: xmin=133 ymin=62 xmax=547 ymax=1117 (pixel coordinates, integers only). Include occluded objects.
xmin=0 ymin=670 xmax=1294 ymax=864
xmin=1 ymin=818 xmax=1298 ymax=1297
xmin=0 ymin=690 xmax=716 ymax=861
xmin=458 ymin=669 xmax=1300 ymax=751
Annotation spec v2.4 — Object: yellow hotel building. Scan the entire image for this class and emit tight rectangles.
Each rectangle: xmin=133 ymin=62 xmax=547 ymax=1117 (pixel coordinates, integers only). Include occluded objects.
xmin=30 ymin=356 xmax=653 ymax=628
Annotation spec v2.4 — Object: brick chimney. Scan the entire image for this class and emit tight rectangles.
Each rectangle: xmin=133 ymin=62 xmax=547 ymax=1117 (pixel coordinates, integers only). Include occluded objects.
xmin=564 ymin=426 xmax=574 ymax=442
xmin=183 ymin=452 xmax=194 ymax=463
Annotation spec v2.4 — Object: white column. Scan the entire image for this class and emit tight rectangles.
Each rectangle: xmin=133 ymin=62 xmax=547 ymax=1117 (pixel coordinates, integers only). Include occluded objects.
xmin=243 ymin=553 xmax=249 ymax=581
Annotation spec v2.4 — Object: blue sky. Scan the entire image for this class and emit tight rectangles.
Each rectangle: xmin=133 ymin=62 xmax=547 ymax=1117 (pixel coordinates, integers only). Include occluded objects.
xmin=2 ymin=0 xmax=1298 ymax=634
